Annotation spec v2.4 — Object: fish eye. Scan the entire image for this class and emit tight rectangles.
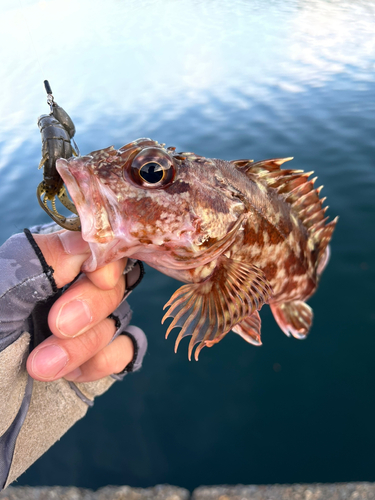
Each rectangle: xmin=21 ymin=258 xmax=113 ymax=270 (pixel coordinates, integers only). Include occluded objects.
xmin=139 ymin=162 xmax=164 ymax=183
xmin=126 ymin=147 xmax=176 ymax=189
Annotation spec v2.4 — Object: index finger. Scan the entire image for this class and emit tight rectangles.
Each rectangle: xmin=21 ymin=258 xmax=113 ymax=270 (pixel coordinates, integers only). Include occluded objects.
xmin=48 ymin=272 xmax=126 ymax=339
xmin=85 ymin=257 xmax=128 ymax=290
xmin=33 ymin=231 xmax=90 ymax=288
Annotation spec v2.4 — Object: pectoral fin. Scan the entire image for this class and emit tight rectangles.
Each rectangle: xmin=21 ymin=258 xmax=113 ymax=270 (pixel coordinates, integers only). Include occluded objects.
xmin=162 ymin=256 xmax=273 ymax=360
xmin=270 ymin=300 xmax=313 ymax=339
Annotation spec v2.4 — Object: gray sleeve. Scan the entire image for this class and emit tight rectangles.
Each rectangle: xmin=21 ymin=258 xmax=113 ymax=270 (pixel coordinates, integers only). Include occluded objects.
xmin=0 ymin=231 xmax=57 ymax=490
xmin=0 ymin=232 xmax=56 ymax=352
xmin=0 ymin=230 xmax=147 ymax=491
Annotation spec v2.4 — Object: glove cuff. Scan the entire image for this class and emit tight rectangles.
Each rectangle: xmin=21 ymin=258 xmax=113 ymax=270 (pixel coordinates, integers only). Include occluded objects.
xmin=23 ymin=228 xmax=57 ymax=293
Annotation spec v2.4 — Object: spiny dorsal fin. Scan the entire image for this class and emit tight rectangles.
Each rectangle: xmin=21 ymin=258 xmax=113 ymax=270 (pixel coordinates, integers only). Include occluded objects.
xmin=230 ymin=159 xmax=254 ymax=168
xmin=233 ymin=157 xmax=336 ymax=237
xmin=312 ymin=216 xmax=338 ymax=265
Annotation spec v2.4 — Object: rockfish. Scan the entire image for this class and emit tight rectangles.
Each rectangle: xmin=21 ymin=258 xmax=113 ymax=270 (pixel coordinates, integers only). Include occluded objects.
xmin=57 ymin=138 xmax=338 ymax=360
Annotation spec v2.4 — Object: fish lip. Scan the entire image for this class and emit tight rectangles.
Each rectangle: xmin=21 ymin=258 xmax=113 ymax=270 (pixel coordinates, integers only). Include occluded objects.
xmin=57 ymin=156 xmax=142 ymax=272
xmin=56 ymin=157 xmax=96 ymax=238
xmin=56 ymin=156 xmax=120 ymax=268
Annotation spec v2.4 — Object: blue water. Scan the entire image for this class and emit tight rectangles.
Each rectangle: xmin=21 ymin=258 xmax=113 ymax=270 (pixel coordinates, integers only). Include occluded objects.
xmin=0 ymin=0 xmax=374 ymax=490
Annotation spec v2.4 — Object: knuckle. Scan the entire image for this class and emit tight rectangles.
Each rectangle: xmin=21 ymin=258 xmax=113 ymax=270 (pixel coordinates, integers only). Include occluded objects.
xmin=97 ymin=349 xmax=115 ymax=374
xmin=115 ymin=275 xmax=126 ymax=301
xmin=96 ymin=337 xmax=129 ymax=376
xmin=101 ymin=278 xmax=125 ymax=312
xmin=86 ymin=326 xmax=107 ymax=353
xmin=71 ymin=325 xmax=107 ymax=360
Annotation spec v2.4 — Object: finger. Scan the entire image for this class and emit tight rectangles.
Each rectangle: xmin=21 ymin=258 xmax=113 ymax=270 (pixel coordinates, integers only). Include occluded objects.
xmin=33 ymin=231 xmax=91 ymax=288
xmin=64 ymin=335 xmax=134 ymax=382
xmin=27 ymin=317 xmax=117 ymax=381
xmin=85 ymin=257 xmax=128 ymax=290
xmin=48 ymin=273 xmax=126 ymax=339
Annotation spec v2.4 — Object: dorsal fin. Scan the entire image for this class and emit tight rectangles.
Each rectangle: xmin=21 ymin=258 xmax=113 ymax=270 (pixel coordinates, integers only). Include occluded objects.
xmin=231 ymin=157 xmax=338 ymax=261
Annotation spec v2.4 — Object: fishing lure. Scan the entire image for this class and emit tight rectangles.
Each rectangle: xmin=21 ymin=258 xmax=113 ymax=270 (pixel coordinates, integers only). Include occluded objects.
xmin=37 ymin=80 xmax=81 ymax=230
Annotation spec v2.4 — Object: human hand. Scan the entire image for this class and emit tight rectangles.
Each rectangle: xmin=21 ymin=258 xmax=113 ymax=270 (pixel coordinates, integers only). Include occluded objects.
xmin=26 ymin=230 xmax=135 ymax=383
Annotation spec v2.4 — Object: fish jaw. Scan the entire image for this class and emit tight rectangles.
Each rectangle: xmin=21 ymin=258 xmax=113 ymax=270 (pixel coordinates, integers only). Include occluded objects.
xmin=56 ymin=154 xmax=201 ymax=272
xmin=56 ymin=156 xmax=141 ymax=271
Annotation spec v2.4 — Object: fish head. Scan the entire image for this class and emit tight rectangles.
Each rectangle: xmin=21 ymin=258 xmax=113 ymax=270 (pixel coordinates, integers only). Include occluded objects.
xmin=56 ymin=138 xmax=246 ymax=273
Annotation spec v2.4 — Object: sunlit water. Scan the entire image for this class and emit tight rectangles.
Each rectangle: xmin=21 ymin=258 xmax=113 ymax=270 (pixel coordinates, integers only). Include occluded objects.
xmin=0 ymin=0 xmax=374 ymax=490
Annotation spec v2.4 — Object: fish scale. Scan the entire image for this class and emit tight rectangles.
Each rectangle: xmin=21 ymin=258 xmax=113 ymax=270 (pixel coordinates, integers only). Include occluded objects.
xmin=56 ymin=138 xmax=338 ymax=360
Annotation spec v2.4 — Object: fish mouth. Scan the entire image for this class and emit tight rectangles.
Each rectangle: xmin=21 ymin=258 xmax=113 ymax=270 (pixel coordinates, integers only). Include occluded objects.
xmin=56 ymin=156 xmax=129 ymax=271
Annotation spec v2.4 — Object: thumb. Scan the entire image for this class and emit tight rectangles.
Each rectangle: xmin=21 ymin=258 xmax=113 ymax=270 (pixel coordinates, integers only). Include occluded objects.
xmin=32 ymin=231 xmax=91 ymax=288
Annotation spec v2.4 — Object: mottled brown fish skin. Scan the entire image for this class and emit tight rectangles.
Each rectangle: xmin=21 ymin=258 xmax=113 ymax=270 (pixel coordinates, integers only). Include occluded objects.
xmin=56 ymin=138 xmax=337 ymax=357
xmin=179 ymin=157 xmax=317 ymax=303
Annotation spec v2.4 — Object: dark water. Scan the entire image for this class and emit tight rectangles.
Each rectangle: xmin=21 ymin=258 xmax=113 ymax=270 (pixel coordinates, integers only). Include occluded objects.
xmin=0 ymin=0 xmax=375 ymax=491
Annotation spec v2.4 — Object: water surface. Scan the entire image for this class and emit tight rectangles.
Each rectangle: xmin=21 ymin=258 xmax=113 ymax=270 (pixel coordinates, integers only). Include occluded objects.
xmin=0 ymin=0 xmax=374 ymax=491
